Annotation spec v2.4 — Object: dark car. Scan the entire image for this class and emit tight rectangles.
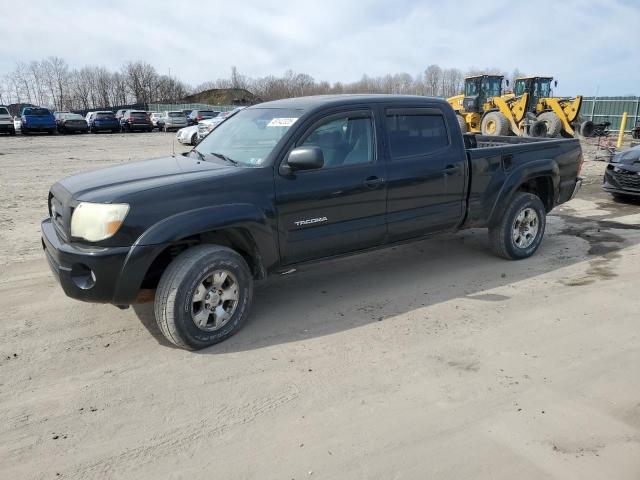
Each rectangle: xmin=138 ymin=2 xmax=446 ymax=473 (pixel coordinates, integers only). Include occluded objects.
xmin=55 ymin=112 xmax=89 ymax=134
xmin=187 ymin=109 xmax=218 ymax=126
xmin=88 ymin=111 xmax=120 ymax=133
xmin=603 ymin=145 xmax=640 ymax=200
xmin=120 ymin=110 xmax=152 ymax=132
xmin=21 ymin=107 xmax=56 ymax=134
xmin=42 ymin=95 xmax=583 ymax=350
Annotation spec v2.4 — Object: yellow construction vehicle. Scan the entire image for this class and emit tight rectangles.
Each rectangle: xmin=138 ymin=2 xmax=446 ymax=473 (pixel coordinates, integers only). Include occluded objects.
xmin=448 ymin=75 xmax=547 ymax=137
xmin=506 ymin=76 xmax=593 ymax=137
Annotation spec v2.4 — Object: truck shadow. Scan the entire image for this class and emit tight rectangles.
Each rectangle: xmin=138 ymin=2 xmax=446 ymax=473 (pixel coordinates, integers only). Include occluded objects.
xmin=134 ymin=208 xmax=640 ymax=353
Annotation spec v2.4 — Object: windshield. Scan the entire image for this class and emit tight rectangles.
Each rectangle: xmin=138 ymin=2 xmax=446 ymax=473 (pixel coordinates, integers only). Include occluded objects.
xmin=481 ymin=77 xmax=502 ymax=98
xmin=464 ymin=79 xmax=480 ymax=96
xmin=0 ymin=107 xmax=8 ymax=115
xmin=168 ymin=112 xmax=184 ymax=118
xmin=514 ymin=79 xmax=529 ymax=97
xmin=534 ymin=79 xmax=552 ymax=97
xmin=194 ymin=108 xmax=302 ymax=166
xmin=24 ymin=108 xmax=50 ymax=116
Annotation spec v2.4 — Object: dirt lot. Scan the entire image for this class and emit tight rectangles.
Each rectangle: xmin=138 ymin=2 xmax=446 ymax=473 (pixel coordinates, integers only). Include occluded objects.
xmin=1 ymin=133 xmax=639 ymax=479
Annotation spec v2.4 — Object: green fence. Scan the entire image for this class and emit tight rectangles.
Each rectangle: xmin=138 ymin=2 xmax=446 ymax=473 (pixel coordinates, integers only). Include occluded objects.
xmin=579 ymin=96 xmax=640 ymax=132
xmin=148 ymin=103 xmax=236 ymax=113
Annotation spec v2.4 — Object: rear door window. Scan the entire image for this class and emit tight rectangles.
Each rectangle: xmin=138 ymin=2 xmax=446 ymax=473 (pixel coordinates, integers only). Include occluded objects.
xmin=385 ymin=108 xmax=450 ymax=159
xmin=0 ymin=107 xmax=9 ymax=115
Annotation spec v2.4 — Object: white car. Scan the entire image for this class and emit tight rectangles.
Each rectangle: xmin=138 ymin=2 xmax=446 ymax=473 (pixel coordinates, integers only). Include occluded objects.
xmin=0 ymin=106 xmax=15 ymax=135
xmin=197 ymin=107 xmax=246 ymax=141
xmin=176 ymin=125 xmax=199 ymax=146
xmin=150 ymin=112 xmax=164 ymax=130
xmin=13 ymin=116 xmax=21 ymax=132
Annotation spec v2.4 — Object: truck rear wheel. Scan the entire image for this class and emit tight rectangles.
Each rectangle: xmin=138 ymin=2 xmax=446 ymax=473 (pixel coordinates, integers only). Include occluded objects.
xmin=481 ymin=112 xmax=509 ymax=136
xmin=488 ymin=192 xmax=546 ymax=260
xmin=538 ymin=112 xmax=562 ymax=137
xmin=154 ymin=245 xmax=253 ymax=350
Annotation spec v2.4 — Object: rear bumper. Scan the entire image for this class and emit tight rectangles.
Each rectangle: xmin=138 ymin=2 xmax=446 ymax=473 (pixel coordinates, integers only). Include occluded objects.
xmin=23 ymin=124 xmax=55 ymax=131
xmin=92 ymin=122 xmax=119 ymax=130
xmin=0 ymin=124 xmax=14 ymax=132
xmin=41 ymin=218 xmax=166 ymax=305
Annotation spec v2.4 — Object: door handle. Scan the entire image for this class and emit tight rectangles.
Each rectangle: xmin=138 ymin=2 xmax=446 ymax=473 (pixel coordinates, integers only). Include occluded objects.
xmin=442 ymin=165 xmax=460 ymax=175
xmin=363 ymin=176 xmax=385 ymax=188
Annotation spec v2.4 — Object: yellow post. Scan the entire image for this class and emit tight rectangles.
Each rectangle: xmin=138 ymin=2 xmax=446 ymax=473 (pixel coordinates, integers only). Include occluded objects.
xmin=617 ymin=111 xmax=628 ymax=149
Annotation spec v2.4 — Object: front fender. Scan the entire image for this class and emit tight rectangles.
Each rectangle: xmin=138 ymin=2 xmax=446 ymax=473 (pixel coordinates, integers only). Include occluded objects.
xmin=111 ymin=204 xmax=278 ymax=304
xmin=487 ymin=160 xmax=559 ymax=226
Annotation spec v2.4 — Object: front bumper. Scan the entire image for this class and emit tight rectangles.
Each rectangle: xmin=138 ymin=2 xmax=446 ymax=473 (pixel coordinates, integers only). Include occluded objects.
xmin=41 ymin=218 xmax=166 ymax=305
xmin=603 ymin=165 xmax=640 ymax=196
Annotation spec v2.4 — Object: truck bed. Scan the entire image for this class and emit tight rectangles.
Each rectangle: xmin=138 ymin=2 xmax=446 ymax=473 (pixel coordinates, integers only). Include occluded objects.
xmin=461 ymin=134 xmax=583 ymax=228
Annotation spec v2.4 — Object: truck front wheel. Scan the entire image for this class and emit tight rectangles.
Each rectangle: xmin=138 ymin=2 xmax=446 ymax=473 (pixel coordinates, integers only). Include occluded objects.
xmin=488 ymin=192 xmax=546 ymax=260
xmin=154 ymin=245 xmax=254 ymax=350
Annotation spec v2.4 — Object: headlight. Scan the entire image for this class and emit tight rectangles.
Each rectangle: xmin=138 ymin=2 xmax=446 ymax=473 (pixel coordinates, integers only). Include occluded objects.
xmin=71 ymin=202 xmax=129 ymax=241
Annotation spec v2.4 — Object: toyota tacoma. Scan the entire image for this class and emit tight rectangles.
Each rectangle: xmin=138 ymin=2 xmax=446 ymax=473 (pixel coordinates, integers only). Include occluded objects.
xmin=42 ymin=95 xmax=583 ymax=350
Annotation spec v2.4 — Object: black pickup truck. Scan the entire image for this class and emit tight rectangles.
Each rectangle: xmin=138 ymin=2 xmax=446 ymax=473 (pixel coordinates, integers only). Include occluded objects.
xmin=42 ymin=95 xmax=583 ymax=350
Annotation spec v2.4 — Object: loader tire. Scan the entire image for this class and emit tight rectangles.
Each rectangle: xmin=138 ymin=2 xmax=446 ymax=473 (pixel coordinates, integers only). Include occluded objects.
xmin=538 ymin=112 xmax=562 ymax=137
xmin=481 ymin=112 xmax=509 ymax=136
xmin=457 ymin=114 xmax=467 ymax=133
xmin=528 ymin=120 xmax=547 ymax=138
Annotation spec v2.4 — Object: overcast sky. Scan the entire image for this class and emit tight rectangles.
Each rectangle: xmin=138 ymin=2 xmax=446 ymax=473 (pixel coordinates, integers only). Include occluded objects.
xmin=1 ymin=0 xmax=638 ymax=96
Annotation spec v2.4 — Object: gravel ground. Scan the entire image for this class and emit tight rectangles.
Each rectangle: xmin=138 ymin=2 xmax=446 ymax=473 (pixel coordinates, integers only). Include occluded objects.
xmin=1 ymin=133 xmax=639 ymax=479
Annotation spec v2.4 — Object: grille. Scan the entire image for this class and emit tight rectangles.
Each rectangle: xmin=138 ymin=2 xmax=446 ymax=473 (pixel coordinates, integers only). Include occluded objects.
xmin=49 ymin=192 xmax=68 ymax=239
xmin=611 ymin=169 xmax=640 ymax=190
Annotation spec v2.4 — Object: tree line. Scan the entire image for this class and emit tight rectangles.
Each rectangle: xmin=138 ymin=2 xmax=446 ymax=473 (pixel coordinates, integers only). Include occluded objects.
xmin=0 ymin=58 xmax=525 ymax=110
xmin=0 ymin=57 xmax=189 ymax=111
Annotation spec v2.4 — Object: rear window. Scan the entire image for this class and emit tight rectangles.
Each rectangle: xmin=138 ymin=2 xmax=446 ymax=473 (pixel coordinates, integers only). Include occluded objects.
xmin=65 ymin=114 xmax=85 ymax=120
xmin=96 ymin=113 xmax=115 ymax=119
xmin=0 ymin=107 xmax=8 ymax=115
xmin=168 ymin=112 xmax=184 ymax=118
xmin=130 ymin=112 xmax=147 ymax=118
xmin=385 ymin=110 xmax=450 ymax=158
xmin=24 ymin=108 xmax=51 ymax=116
xmin=198 ymin=111 xmax=215 ymax=117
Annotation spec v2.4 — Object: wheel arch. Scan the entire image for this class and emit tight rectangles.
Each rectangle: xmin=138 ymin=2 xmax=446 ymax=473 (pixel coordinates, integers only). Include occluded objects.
xmin=113 ymin=204 xmax=278 ymax=304
xmin=487 ymin=162 xmax=560 ymax=226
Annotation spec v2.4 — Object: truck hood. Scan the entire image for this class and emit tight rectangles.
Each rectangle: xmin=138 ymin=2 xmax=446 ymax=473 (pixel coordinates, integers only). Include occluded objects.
xmin=58 ymin=154 xmax=234 ymax=202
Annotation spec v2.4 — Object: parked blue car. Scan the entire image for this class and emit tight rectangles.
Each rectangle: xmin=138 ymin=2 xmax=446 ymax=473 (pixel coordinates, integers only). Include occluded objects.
xmin=21 ymin=107 xmax=56 ymax=135
xmin=87 ymin=111 xmax=120 ymax=133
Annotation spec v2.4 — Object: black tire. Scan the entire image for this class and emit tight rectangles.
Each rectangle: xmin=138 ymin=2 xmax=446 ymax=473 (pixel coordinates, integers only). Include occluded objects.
xmin=579 ymin=120 xmax=594 ymax=138
xmin=538 ymin=112 xmax=562 ymax=137
xmin=9 ymin=128 xmax=15 ymax=136
xmin=527 ymin=120 xmax=547 ymax=138
xmin=456 ymin=114 xmax=467 ymax=134
xmin=191 ymin=133 xmax=199 ymax=146
xmin=154 ymin=245 xmax=254 ymax=350
xmin=48 ymin=129 xmax=56 ymax=135
xmin=481 ymin=111 xmax=510 ymax=136
xmin=488 ymin=192 xmax=546 ymax=260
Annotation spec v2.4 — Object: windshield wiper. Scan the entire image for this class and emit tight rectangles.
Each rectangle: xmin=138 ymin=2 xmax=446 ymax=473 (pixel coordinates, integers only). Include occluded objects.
xmin=209 ymin=152 xmax=238 ymax=166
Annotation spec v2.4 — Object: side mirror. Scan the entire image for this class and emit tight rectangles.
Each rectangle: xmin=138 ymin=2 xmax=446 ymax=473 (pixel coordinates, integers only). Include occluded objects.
xmin=506 ymin=79 xmax=510 ymax=86
xmin=281 ymin=146 xmax=324 ymax=174
xmin=554 ymin=80 xmax=558 ymax=87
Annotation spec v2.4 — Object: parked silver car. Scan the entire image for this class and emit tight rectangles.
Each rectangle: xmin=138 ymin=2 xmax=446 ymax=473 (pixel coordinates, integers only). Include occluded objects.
xmin=197 ymin=107 xmax=246 ymax=141
xmin=161 ymin=111 xmax=188 ymax=132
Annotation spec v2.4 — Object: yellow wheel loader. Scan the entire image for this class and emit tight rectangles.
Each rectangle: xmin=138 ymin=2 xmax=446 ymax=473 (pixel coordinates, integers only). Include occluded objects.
xmin=447 ymin=75 xmax=547 ymax=137
xmin=508 ymin=77 xmax=594 ymax=137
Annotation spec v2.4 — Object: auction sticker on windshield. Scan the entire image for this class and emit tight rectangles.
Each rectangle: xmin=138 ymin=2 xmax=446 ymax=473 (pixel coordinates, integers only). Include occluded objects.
xmin=267 ymin=117 xmax=298 ymax=127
